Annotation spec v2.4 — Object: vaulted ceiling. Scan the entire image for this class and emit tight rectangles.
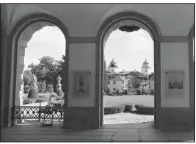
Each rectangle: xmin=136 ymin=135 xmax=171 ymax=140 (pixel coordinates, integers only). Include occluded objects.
xmin=3 ymin=4 xmax=194 ymax=37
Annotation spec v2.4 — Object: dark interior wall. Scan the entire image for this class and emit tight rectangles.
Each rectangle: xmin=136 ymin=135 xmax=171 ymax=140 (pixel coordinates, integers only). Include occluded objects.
xmin=1 ymin=4 xmax=9 ymax=128
xmin=0 ymin=4 xmax=2 ymax=128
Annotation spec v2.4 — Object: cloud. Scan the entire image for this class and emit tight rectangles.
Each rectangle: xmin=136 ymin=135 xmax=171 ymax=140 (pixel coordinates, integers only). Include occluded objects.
xmin=104 ymin=29 xmax=154 ymax=73
xmin=24 ymin=26 xmax=66 ymax=70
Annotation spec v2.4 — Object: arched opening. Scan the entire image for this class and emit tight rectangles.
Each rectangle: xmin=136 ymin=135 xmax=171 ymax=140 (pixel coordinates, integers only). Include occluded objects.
xmin=104 ymin=27 xmax=154 ymax=125
xmin=1 ymin=22 xmax=6 ymax=127
xmin=97 ymin=13 xmax=161 ymax=128
xmin=9 ymin=15 xmax=68 ymax=126
xmin=189 ymin=25 xmax=195 ymax=110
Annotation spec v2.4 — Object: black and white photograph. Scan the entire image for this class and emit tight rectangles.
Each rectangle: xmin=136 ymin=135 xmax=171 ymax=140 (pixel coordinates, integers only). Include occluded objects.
xmin=165 ymin=71 xmax=185 ymax=98
xmin=74 ymin=71 xmax=90 ymax=97
xmin=0 ymin=2 xmax=195 ymax=142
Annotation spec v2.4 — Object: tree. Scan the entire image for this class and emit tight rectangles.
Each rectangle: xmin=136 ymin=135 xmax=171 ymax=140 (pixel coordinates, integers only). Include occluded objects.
xmin=24 ymin=85 xmax=30 ymax=94
xmin=116 ymin=89 xmax=120 ymax=95
xmin=46 ymin=84 xmax=54 ymax=93
xmin=103 ymin=59 xmax=108 ymax=92
xmin=27 ymin=55 xmax=67 ymax=94
xmin=29 ymin=56 xmax=61 ymax=89
xmin=129 ymin=71 xmax=142 ymax=77
xmin=38 ymin=81 xmax=46 ymax=93
xmin=23 ymin=70 xmax=34 ymax=86
xmin=28 ymin=75 xmax=38 ymax=99
xmin=58 ymin=55 xmax=67 ymax=93
xmin=124 ymin=89 xmax=128 ymax=95
xmin=132 ymin=77 xmax=140 ymax=89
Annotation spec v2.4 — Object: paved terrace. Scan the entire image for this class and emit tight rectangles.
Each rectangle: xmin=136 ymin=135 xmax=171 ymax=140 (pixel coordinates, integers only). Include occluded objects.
xmin=1 ymin=122 xmax=194 ymax=142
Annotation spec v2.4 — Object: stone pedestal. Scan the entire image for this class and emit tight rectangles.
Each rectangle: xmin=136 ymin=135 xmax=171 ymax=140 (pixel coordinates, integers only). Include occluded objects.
xmin=157 ymin=42 xmax=194 ymax=131
xmin=63 ymin=43 xmax=100 ymax=129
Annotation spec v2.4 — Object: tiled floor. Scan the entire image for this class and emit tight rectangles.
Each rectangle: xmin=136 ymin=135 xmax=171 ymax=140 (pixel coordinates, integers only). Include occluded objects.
xmin=1 ymin=122 xmax=194 ymax=142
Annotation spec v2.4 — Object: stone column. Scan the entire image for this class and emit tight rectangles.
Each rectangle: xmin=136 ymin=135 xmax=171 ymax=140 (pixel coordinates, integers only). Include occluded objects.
xmin=158 ymin=42 xmax=194 ymax=130
xmin=64 ymin=43 xmax=99 ymax=129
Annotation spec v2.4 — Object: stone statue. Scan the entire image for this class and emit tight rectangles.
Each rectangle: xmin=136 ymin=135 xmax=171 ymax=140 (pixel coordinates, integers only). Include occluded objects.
xmin=56 ymin=76 xmax=62 ymax=91
xmin=56 ymin=76 xmax=64 ymax=97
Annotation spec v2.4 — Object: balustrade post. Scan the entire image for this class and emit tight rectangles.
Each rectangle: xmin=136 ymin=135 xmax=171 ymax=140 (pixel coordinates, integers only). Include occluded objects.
xmin=16 ymin=74 xmax=25 ymax=125
xmin=38 ymin=102 xmax=41 ymax=122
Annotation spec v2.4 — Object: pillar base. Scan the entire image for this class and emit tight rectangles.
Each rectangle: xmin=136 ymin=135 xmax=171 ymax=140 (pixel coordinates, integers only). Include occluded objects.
xmin=157 ymin=108 xmax=194 ymax=131
xmin=63 ymin=107 xmax=100 ymax=130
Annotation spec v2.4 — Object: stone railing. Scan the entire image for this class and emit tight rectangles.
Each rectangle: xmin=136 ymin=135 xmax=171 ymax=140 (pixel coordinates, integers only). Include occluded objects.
xmin=13 ymin=106 xmax=64 ymax=121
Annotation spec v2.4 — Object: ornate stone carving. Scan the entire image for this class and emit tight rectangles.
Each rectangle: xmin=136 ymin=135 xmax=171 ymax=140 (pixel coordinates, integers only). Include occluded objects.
xmin=56 ymin=75 xmax=62 ymax=91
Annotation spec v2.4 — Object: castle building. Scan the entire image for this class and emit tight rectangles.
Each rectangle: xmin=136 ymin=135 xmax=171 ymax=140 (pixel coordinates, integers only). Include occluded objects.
xmin=141 ymin=59 xmax=150 ymax=76
xmin=107 ymin=58 xmax=121 ymax=73
xmin=106 ymin=59 xmax=133 ymax=93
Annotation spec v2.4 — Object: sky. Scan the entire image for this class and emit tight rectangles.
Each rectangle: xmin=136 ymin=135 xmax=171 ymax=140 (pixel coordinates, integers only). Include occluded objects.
xmin=24 ymin=26 xmax=154 ymax=73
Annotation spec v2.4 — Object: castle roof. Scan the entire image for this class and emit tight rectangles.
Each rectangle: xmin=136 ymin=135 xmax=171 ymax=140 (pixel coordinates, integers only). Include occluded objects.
xmin=108 ymin=59 xmax=118 ymax=69
xmin=143 ymin=59 xmax=149 ymax=65
xmin=141 ymin=58 xmax=150 ymax=68
xmin=109 ymin=75 xmax=125 ymax=81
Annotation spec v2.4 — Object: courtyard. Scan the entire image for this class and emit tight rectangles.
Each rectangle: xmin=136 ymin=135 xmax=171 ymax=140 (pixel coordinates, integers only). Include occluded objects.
xmin=18 ymin=95 xmax=154 ymax=125
xmin=103 ymin=95 xmax=154 ymax=124
xmin=103 ymin=95 xmax=154 ymax=107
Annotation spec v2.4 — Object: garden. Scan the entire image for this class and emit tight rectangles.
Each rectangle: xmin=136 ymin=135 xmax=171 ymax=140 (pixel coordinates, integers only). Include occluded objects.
xmin=103 ymin=95 xmax=154 ymax=124
xmin=18 ymin=56 xmax=154 ymax=125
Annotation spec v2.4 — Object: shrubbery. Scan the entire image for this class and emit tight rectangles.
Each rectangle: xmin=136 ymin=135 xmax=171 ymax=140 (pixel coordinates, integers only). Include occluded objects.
xmin=104 ymin=105 xmax=125 ymax=115
xmin=23 ymin=99 xmax=32 ymax=105
xmin=103 ymin=104 xmax=154 ymax=115
xmin=116 ymin=89 xmax=120 ymax=95
xmin=124 ymin=104 xmax=133 ymax=112
xmin=46 ymin=84 xmax=54 ymax=93
xmin=24 ymin=85 xmax=30 ymax=94
xmin=38 ymin=81 xmax=46 ymax=93
xmin=56 ymin=96 xmax=64 ymax=101
xmin=124 ymin=89 xmax=128 ymax=95
xmin=38 ymin=93 xmax=51 ymax=102
xmin=50 ymin=92 xmax=58 ymax=99
xmin=28 ymin=88 xmax=38 ymax=99
xmin=35 ymin=98 xmax=47 ymax=103
xmin=56 ymin=89 xmax=64 ymax=97
xmin=135 ymin=104 xmax=154 ymax=115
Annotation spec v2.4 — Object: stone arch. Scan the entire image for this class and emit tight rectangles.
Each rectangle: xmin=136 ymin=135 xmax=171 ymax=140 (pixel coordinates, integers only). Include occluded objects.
xmin=7 ymin=13 xmax=69 ymax=124
xmin=189 ymin=24 xmax=195 ymax=37
xmin=189 ymin=24 xmax=195 ymax=63
xmin=188 ymin=24 xmax=195 ymax=109
xmin=96 ymin=12 xmax=161 ymax=127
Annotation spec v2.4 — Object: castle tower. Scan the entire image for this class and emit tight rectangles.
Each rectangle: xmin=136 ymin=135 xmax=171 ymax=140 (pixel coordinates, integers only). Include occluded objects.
xmin=107 ymin=59 xmax=119 ymax=73
xmin=141 ymin=59 xmax=150 ymax=75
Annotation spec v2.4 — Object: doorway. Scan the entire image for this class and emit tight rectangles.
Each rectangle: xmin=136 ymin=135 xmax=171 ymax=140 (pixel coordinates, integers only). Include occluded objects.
xmin=9 ymin=15 xmax=68 ymax=127
xmin=96 ymin=13 xmax=161 ymax=128
xmin=103 ymin=27 xmax=154 ymax=125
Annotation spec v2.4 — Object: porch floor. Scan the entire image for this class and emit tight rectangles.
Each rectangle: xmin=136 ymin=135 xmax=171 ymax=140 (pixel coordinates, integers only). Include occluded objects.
xmin=1 ymin=122 xmax=194 ymax=142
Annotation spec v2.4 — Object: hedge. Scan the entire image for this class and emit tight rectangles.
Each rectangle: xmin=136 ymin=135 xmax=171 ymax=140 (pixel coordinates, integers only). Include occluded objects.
xmin=104 ymin=105 xmax=125 ymax=115
xmin=134 ymin=104 xmax=154 ymax=115
xmin=103 ymin=104 xmax=154 ymax=115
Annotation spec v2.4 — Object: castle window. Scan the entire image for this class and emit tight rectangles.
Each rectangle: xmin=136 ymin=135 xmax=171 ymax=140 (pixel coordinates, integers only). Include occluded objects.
xmin=113 ymin=81 xmax=116 ymax=84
